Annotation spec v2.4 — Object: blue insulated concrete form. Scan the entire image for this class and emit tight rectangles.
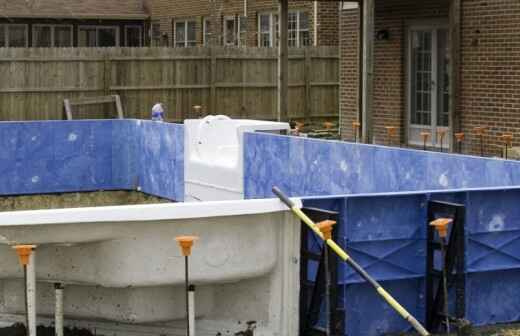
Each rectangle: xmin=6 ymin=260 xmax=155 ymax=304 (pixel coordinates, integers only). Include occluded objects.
xmin=0 ymin=120 xmax=184 ymax=201
xmin=243 ymin=132 xmax=520 ymax=335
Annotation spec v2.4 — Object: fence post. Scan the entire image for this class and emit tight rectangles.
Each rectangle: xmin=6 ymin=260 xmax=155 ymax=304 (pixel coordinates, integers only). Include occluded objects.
xmin=210 ymin=48 xmax=217 ymax=115
xmin=304 ymin=49 xmax=312 ymax=120
xmin=103 ymin=55 xmax=112 ymax=96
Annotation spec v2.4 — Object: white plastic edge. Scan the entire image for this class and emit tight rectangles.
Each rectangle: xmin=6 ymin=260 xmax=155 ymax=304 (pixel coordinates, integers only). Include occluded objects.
xmin=0 ymin=198 xmax=303 ymax=227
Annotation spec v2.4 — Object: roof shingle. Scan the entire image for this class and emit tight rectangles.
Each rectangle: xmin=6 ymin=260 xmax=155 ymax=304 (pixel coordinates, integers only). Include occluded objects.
xmin=0 ymin=0 xmax=149 ymax=19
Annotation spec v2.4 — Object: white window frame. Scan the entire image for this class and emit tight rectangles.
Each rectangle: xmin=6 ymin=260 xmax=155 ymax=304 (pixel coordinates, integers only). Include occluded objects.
xmin=32 ymin=24 xmax=73 ymax=47
xmin=174 ymin=19 xmax=197 ymax=48
xmin=257 ymin=12 xmax=278 ymax=48
xmin=288 ymin=10 xmax=310 ymax=47
xmin=223 ymin=16 xmax=237 ymax=47
xmin=124 ymin=25 xmax=143 ymax=47
xmin=406 ymin=21 xmax=450 ymax=148
xmin=0 ymin=24 xmax=29 ymax=47
xmin=78 ymin=25 xmax=120 ymax=47
xmin=203 ymin=18 xmax=211 ymax=46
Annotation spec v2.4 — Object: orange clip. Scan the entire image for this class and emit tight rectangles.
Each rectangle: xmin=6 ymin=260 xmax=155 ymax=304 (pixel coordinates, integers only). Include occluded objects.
xmin=352 ymin=121 xmax=361 ymax=129
xmin=323 ymin=121 xmax=334 ymax=130
xmin=385 ymin=126 xmax=398 ymax=137
xmin=501 ymin=133 xmax=513 ymax=146
xmin=429 ymin=218 xmax=453 ymax=239
xmin=13 ymin=245 xmax=36 ymax=266
xmin=420 ymin=132 xmax=431 ymax=141
xmin=317 ymin=220 xmax=336 ymax=240
xmin=175 ymin=236 xmax=199 ymax=257
xmin=455 ymin=132 xmax=465 ymax=143
xmin=473 ymin=126 xmax=486 ymax=136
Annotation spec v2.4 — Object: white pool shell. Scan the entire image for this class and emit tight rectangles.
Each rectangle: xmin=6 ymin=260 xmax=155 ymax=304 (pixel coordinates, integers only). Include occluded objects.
xmin=0 ymin=198 xmax=302 ymax=335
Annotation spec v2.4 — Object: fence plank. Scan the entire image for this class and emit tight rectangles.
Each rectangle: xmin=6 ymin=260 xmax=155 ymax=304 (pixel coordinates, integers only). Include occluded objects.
xmin=0 ymin=47 xmax=339 ymax=122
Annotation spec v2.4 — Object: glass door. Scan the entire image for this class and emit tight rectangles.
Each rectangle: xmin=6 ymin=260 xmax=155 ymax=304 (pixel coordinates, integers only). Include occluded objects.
xmin=408 ymin=27 xmax=449 ymax=147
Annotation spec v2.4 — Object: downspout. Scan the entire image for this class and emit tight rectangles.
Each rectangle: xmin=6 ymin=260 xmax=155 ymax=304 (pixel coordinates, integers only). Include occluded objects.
xmin=313 ymin=1 xmax=318 ymax=46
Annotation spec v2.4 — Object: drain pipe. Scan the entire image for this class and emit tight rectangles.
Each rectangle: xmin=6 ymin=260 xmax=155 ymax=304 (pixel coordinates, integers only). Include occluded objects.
xmin=55 ymin=283 xmax=65 ymax=336
xmin=13 ymin=245 xmax=37 ymax=336
xmin=175 ymin=236 xmax=199 ymax=336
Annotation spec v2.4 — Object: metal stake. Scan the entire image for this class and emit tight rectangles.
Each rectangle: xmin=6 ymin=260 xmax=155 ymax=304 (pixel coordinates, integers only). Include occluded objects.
xmin=175 ymin=236 xmax=198 ymax=336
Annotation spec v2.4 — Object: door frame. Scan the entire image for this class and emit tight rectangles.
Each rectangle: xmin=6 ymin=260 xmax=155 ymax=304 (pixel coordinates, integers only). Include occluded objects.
xmin=406 ymin=19 xmax=449 ymax=148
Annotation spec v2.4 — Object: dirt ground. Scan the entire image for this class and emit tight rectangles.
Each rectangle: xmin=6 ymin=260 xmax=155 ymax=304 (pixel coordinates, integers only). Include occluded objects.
xmin=402 ymin=323 xmax=520 ymax=336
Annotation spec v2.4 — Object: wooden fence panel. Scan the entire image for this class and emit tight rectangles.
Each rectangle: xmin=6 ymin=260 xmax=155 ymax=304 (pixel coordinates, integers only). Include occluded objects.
xmin=0 ymin=46 xmax=339 ymax=122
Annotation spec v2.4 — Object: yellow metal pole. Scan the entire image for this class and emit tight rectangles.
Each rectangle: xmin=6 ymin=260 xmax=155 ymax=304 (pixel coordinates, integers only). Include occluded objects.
xmin=273 ymin=187 xmax=430 ymax=336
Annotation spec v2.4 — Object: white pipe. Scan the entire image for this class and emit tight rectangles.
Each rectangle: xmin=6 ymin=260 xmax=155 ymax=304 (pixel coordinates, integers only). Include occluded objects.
xmin=55 ymin=283 xmax=64 ymax=336
xmin=313 ymin=1 xmax=318 ymax=46
xmin=27 ymin=251 xmax=37 ymax=336
xmin=188 ymin=285 xmax=195 ymax=336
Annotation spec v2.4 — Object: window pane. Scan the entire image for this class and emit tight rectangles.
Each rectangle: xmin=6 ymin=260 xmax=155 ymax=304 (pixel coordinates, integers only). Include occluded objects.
xmin=187 ymin=21 xmax=196 ymax=44
xmin=99 ymin=28 xmax=117 ymax=47
xmin=33 ymin=26 xmax=52 ymax=47
xmin=0 ymin=26 xmax=5 ymax=47
xmin=204 ymin=19 xmax=211 ymax=46
xmin=176 ymin=22 xmax=186 ymax=47
xmin=8 ymin=26 xmax=27 ymax=47
xmin=78 ymin=28 xmax=97 ymax=47
xmin=288 ymin=12 xmax=297 ymax=47
xmin=225 ymin=18 xmax=235 ymax=46
xmin=125 ymin=26 xmax=142 ymax=47
xmin=55 ymin=26 xmax=72 ymax=47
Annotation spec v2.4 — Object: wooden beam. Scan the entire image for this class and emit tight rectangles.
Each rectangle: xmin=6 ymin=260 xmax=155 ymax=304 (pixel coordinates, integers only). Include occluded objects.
xmin=278 ymin=0 xmax=289 ymax=121
xmin=449 ymin=0 xmax=461 ymax=151
xmin=361 ymin=0 xmax=375 ymax=143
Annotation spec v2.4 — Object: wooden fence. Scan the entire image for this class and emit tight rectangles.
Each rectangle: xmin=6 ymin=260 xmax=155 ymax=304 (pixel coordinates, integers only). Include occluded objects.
xmin=0 ymin=47 xmax=339 ymax=121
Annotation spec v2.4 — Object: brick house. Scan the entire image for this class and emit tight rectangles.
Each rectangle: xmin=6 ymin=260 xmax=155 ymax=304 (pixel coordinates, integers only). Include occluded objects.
xmin=0 ymin=0 xmax=150 ymax=47
xmin=340 ymin=0 xmax=520 ymax=156
xmin=150 ymin=0 xmax=339 ymax=47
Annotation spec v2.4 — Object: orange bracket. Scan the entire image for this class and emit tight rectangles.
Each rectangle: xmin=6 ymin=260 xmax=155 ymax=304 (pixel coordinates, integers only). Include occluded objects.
xmin=501 ymin=133 xmax=513 ymax=146
xmin=323 ymin=121 xmax=334 ymax=130
xmin=175 ymin=236 xmax=199 ymax=257
xmin=420 ymin=132 xmax=431 ymax=141
xmin=473 ymin=126 xmax=487 ymax=136
xmin=13 ymin=245 xmax=36 ymax=266
xmin=317 ymin=220 xmax=336 ymax=240
xmin=455 ymin=132 xmax=465 ymax=143
xmin=385 ymin=126 xmax=398 ymax=137
xmin=429 ymin=218 xmax=453 ymax=239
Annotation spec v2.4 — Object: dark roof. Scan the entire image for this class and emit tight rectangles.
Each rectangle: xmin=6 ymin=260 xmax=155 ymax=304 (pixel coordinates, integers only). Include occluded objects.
xmin=0 ymin=0 xmax=149 ymax=19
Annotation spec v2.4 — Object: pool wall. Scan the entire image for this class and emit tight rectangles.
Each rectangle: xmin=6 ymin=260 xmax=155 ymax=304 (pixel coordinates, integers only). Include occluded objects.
xmin=243 ymin=132 xmax=520 ymax=335
xmin=244 ymin=132 xmax=520 ymax=198
xmin=0 ymin=120 xmax=184 ymax=202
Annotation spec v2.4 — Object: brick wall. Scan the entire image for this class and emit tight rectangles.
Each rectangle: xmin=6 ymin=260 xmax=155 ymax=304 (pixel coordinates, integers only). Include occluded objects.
xmin=339 ymin=7 xmax=359 ymax=141
xmin=461 ymin=0 xmax=520 ymax=156
xmin=340 ymin=0 xmax=520 ymax=155
xmin=340 ymin=0 xmax=449 ymax=144
xmin=150 ymin=0 xmax=338 ymax=47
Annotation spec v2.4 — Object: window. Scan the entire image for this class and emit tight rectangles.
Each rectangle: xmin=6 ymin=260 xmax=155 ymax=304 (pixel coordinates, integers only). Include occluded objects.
xmin=151 ymin=20 xmax=162 ymax=46
xmin=258 ymin=11 xmax=309 ymax=48
xmin=224 ymin=16 xmax=236 ymax=46
xmin=125 ymin=26 xmax=142 ymax=47
xmin=203 ymin=18 xmax=211 ymax=46
xmin=175 ymin=20 xmax=196 ymax=47
xmin=238 ymin=16 xmax=247 ymax=46
xmin=78 ymin=26 xmax=119 ymax=47
xmin=258 ymin=13 xmax=278 ymax=47
xmin=0 ymin=24 xmax=28 ymax=47
xmin=33 ymin=25 xmax=73 ymax=47
xmin=288 ymin=11 xmax=310 ymax=47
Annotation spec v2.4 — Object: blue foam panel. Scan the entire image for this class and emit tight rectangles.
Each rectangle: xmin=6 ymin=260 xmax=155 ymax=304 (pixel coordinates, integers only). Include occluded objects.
xmin=243 ymin=133 xmax=520 ymax=199
xmin=0 ymin=119 xmax=184 ymax=201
